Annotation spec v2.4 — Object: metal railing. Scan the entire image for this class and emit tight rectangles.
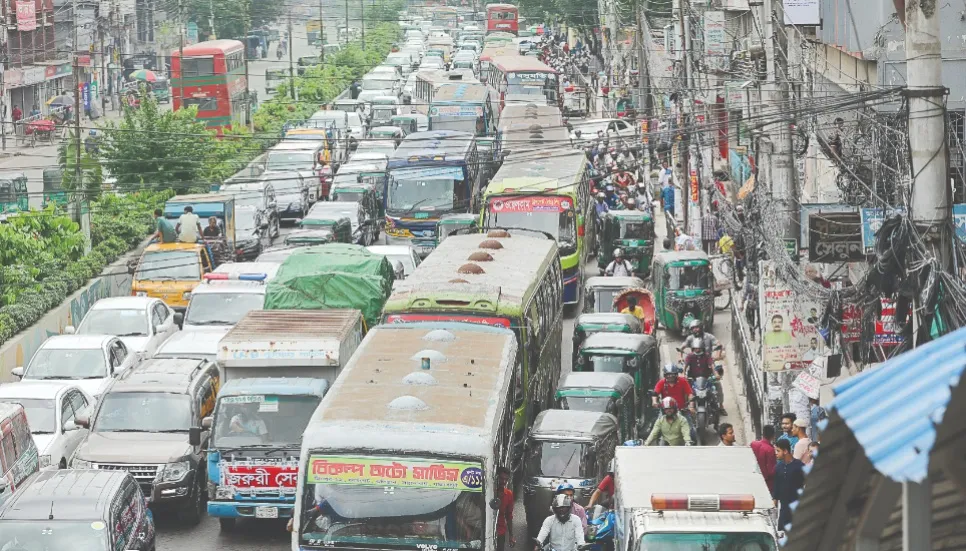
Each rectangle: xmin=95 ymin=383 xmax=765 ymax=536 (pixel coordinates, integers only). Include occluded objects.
xmin=730 ymin=298 xmax=765 ymax=438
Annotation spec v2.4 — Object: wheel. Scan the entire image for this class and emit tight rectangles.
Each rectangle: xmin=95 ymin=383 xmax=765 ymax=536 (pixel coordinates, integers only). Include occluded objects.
xmin=696 ymin=411 xmax=707 ymax=434
xmin=178 ymin=475 xmax=205 ymax=526
xmin=714 ymin=289 xmax=732 ymax=311
xmin=219 ymin=518 xmax=236 ymax=531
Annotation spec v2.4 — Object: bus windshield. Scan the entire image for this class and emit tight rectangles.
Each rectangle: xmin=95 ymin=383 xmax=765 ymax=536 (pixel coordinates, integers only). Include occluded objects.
xmin=300 ymin=456 xmax=485 ymax=550
xmin=506 ymin=72 xmax=558 ymax=101
xmin=639 ymin=533 xmax=777 ymax=551
xmin=388 ymin=167 xmax=466 ymax=214
xmin=485 ymin=196 xmax=576 ymax=254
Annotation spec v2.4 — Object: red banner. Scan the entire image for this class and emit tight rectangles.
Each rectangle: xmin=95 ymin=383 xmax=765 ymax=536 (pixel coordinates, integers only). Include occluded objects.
xmin=15 ymin=0 xmax=36 ymax=31
xmin=385 ymin=314 xmax=512 ymax=329
xmin=841 ymin=304 xmax=861 ymax=344
xmin=488 ymin=196 xmax=572 ymax=213
xmin=221 ymin=463 xmax=299 ymax=489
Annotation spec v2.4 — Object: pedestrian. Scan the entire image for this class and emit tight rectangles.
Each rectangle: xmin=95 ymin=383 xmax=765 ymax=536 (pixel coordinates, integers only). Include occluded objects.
xmin=743 ymin=277 xmax=760 ymax=336
xmin=792 ymin=419 xmax=812 ymax=465
xmin=11 ymin=105 xmax=22 ymax=123
xmin=661 ymin=177 xmax=675 ymax=218
xmin=29 ymin=104 xmax=40 ymax=117
xmin=495 ymin=467 xmax=516 ymax=551
xmin=751 ymin=425 xmax=777 ymax=492
xmin=255 ymin=43 xmax=262 ymax=60
xmin=152 ymin=209 xmax=177 ymax=244
xmin=773 ymin=439 xmax=805 ymax=530
xmin=808 ymin=397 xmax=827 ymax=442
xmin=717 ymin=423 xmax=735 ymax=446
xmin=702 ymin=208 xmax=719 ymax=254
xmin=176 ymin=206 xmax=203 ymax=243
xmin=777 ymin=413 xmax=799 ymax=449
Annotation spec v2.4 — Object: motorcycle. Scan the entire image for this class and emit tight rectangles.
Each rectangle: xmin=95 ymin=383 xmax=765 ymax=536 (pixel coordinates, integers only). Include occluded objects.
xmin=585 ymin=506 xmax=616 ymax=551
xmin=534 ymin=538 xmax=593 ymax=551
xmin=691 ymin=375 xmax=720 ymax=442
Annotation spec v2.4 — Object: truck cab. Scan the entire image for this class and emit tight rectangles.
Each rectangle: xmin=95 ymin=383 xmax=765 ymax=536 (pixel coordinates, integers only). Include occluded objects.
xmin=132 ymin=243 xmax=213 ymax=312
xmin=614 ymin=446 xmax=779 ymax=551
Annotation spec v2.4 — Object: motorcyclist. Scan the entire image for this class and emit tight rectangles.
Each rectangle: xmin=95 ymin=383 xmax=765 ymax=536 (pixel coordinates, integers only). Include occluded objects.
xmin=553 ymin=483 xmax=588 ymax=528
xmin=682 ymin=320 xmax=726 ymax=414
xmin=276 ymin=44 xmax=283 ymax=59
xmin=603 ymin=186 xmax=621 ymax=209
xmin=652 ymin=364 xmax=695 ymax=441
xmin=535 ymin=494 xmax=585 ymax=551
xmin=623 ymin=197 xmax=637 ymax=211
xmin=614 ymin=167 xmax=635 ymax=190
xmin=594 ymin=192 xmax=609 ymax=217
xmin=605 ymin=249 xmax=634 ymax=277
xmin=635 ymin=183 xmax=651 ymax=209
xmin=644 ymin=397 xmax=693 ymax=446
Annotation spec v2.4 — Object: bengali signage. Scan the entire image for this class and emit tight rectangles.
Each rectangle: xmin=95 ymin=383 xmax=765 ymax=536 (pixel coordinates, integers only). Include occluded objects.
xmin=15 ymin=0 xmax=36 ymax=31
xmin=784 ymin=0 xmax=820 ymax=25
xmin=220 ymin=461 xmax=299 ymax=489
xmin=385 ymin=313 xmax=512 ymax=328
xmin=860 ymin=207 xmax=904 ymax=254
xmin=307 ymin=456 xmax=484 ymax=491
xmin=488 ymin=195 xmax=572 ymax=213
xmin=759 ymin=261 xmax=824 ymax=372
xmin=874 ymin=298 xmax=904 ymax=346
xmin=953 ymin=204 xmax=966 ymax=243
xmin=429 ymin=104 xmax=484 ymax=117
xmin=703 ymin=11 xmax=725 ymax=56
xmin=801 ymin=204 xmax=865 ymax=263
xmin=841 ymin=304 xmax=861 ymax=344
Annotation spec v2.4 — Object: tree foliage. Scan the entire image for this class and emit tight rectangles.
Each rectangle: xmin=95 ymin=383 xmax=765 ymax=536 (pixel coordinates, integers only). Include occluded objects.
xmin=186 ymin=0 xmax=282 ymax=41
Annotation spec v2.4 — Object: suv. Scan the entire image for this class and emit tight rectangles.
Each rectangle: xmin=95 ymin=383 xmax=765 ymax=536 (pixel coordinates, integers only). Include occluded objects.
xmin=70 ymin=357 xmax=220 ymax=525
xmin=0 ymin=469 xmax=155 ymax=550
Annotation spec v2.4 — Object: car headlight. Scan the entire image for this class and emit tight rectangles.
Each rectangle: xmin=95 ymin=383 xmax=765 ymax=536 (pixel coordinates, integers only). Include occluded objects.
xmin=72 ymin=459 xmax=91 ymax=469
xmin=135 ymin=291 xmax=147 ymax=297
xmin=160 ymin=460 xmax=191 ymax=483
xmin=39 ymin=455 xmax=51 ymax=469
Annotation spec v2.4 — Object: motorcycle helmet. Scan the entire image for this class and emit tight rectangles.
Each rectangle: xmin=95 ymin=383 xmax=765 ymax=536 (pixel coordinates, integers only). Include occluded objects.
xmin=552 ymin=494 xmax=573 ymax=521
xmin=596 ymin=192 xmax=606 ymax=200
xmin=613 ymin=248 xmax=623 ymax=258
xmin=689 ymin=319 xmax=703 ymax=334
xmin=625 ymin=198 xmax=637 ymax=208
xmin=660 ymin=396 xmax=678 ymax=412
xmin=555 ymin=483 xmax=575 ymax=495
xmin=392 ymin=260 xmax=405 ymax=280
xmin=662 ymin=363 xmax=681 ymax=376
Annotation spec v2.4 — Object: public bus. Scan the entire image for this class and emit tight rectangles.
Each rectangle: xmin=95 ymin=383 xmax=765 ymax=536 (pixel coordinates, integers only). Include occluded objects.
xmin=171 ymin=39 xmax=248 ymax=131
xmin=482 ymin=150 xmax=592 ymax=305
xmin=478 ymin=44 xmax=516 ymax=85
xmin=382 ymin=232 xmax=563 ymax=466
xmin=490 ymin=55 xmax=560 ymax=109
xmin=293 ymin=322 xmax=519 ymax=551
xmin=432 ymin=6 xmax=460 ymax=30
xmin=486 ymin=3 xmax=519 ymax=34
xmin=498 ymin=103 xmax=570 ymax=155
xmin=429 ymin=82 xmax=498 ymax=137
xmin=384 ymin=130 xmax=482 ymax=255
xmin=411 ymin=69 xmax=478 ymax=113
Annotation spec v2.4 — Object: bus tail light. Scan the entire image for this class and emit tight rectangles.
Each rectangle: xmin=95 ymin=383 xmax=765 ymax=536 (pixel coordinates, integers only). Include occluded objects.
xmin=577 ymin=224 xmax=585 ymax=237
xmin=650 ymin=494 xmax=755 ymax=512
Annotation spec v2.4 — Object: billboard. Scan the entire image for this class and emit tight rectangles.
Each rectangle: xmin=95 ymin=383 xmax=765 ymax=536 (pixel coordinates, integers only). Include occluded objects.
xmin=759 ymin=261 xmax=825 ymax=371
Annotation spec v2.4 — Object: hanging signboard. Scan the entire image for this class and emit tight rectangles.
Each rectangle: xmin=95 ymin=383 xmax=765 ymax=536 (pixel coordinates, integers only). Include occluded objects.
xmin=15 ymin=0 xmax=36 ymax=31
xmin=704 ymin=11 xmax=726 ymax=57
xmin=875 ymin=298 xmax=904 ymax=346
xmin=759 ymin=261 xmax=825 ymax=372
xmin=859 ymin=207 xmax=904 ymax=254
xmin=800 ymin=204 xmax=864 ymax=263
xmin=783 ymin=0 xmax=820 ymax=25
xmin=841 ymin=304 xmax=861 ymax=344
xmin=953 ymin=204 xmax=966 ymax=243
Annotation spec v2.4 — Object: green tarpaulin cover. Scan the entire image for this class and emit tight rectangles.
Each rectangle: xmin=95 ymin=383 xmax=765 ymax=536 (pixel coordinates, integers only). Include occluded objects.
xmin=264 ymin=244 xmax=394 ymax=327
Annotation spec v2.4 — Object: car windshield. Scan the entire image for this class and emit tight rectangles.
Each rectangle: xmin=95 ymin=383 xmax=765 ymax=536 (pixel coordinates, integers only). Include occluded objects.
xmin=485 ymin=198 xmax=576 ymax=254
xmin=136 ymin=250 xmax=200 ymax=281
xmin=387 ymin=176 xmax=458 ymax=213
xmin=0 ymin=521 xmax=109 ymax=550
xmin=186 ymin=292 xmax=264 ymax=326
xmin=526 ymin=441 xmax=587 ymax=478
xmin=586 ymin=353 xmax=628 ymax=373
xmin=10 ymin=398 xmax=57 ymax=433
xmin=667 ymin=265 xmax=711 ymax=290
xmin=588 ymin=288 xmax=620 ymax=313
xmin=362 ymin=78 xmax=395 ymax=90
xmin=639 ymin=533 xmax=778 ymax=551
xmin=93 ymin=392 xmax=192 ymax=432
xmin=300 ymin=457 xmax=485 ymax=550
xmin=26 ymin=348 xmax=107 ymax=380
xmin=559 ymin=395 xmax=613 ymax=414
xmin=620 ymin=220 xmax=651 ymax=240
xmin=213 ymin=394 xmax=320 ymax=448
xmin=267 ymin=151 xmax=315 ymax=171
xmin=332 ymin=189 xmax=366 ymax=203
xmin=77 ymin=308 xmax=147 ymax=337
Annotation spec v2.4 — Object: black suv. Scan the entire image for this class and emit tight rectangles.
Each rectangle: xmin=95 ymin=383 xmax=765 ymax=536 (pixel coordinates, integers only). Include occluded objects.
xmin=71 ymin=357 xmax=220 ymax=525
xmin=0 ymin=469 xmax=156 ymax=550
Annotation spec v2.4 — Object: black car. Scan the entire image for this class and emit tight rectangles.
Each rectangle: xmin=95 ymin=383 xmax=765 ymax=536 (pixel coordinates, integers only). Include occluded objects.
xmin=0 ymin=469 xmax=156 ymax=550
xmin=234 ymin=205 xmax=265 ymax=261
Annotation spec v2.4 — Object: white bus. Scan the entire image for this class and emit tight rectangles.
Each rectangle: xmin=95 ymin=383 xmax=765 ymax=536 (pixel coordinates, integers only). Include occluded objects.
xmin=292 ymin=322 xmax=520 ymax=551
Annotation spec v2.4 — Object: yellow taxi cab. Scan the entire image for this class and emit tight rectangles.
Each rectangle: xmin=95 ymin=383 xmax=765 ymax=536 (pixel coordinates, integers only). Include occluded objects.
xmin=131 ymin=242 xmax=213 ymax=311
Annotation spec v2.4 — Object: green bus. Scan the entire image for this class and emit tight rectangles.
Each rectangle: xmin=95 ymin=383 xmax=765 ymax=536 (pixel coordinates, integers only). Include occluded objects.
xmin=0 ymin=172 xmax=28 ymax=215
xmin=481 ymin=150 xmax=593 ymax=305
xmin=383 ymin=232 xmax=563 ymax=475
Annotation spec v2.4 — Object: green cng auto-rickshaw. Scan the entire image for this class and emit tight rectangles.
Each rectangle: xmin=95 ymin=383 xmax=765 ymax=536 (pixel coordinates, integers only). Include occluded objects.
xmin=597 ymin=211 xmax=655 ymax=277
xmin=332 ymin=182 xmax=382 ymax=220
xmin=297 ymin=215 xmax=353 ymax=243
xmin=651 ymin=250 xmax=715 ymax=334
xmin=583 ymin=276 xmax=646 ymax=314
xmin=575 ymin=332 xmax=660 ymax=422
xmin=572 ymin=313 xmax=641 ymax=367
xmin=555 ymin=372 xmax=638 ymax=441
xmin=284 ymin=228 xmax=338 ymax=247
xmin=523 ymin=410 xmax=619 ymax=538
xmin=151 ymin=78 xmax=170 ymax=102
xmin=42 ymin=167 xmax=67 ymax=209
xmin=0 ymin=172 xmax=29 ymax=215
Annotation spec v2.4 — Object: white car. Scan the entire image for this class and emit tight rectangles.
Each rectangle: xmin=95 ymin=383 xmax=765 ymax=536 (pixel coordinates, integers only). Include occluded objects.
xmin=12 ymin=335 xmax=137 ymax=400
xmin=181 ymin=262 xmax=280 ymax=332
xmin=0 ymin=381 xmax=93 ymax=469
xmin=366 ymin=245 xmax=422 ymax=278
xmin=153 ymin=329 xmax=229 ymax=362
xmin=68 ymin=296 xmax=179 ymax=359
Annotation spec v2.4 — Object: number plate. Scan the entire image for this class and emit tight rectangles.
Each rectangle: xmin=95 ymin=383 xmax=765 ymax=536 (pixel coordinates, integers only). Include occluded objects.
xmin=255 ymin=506 xmax=278 ymax=519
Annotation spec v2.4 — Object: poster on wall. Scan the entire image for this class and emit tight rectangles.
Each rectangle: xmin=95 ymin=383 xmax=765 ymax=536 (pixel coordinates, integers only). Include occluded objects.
xmin=783 ymin=0 xmax=820 ymax=25
xmin=15 ymin=0 xmax=36 ymax=31
xmin=759 ymin=261 xmax=825 ymax=371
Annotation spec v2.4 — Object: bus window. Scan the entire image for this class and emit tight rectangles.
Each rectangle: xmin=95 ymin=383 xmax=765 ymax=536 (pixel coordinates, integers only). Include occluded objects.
xmin=182 ymin=57 xmax=215 ymax=76
xmin=184 ymin=97 xmax=219 ymax=111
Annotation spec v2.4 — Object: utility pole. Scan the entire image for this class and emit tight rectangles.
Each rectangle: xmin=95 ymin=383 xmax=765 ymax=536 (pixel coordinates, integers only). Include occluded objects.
xmin=288 ymin=14 xmax=296 ymax=100
xmin=673 ymin=0 xmax=691 ymax=231
xmin=71 ymin=0 xmax=90 ymax=252
xmin=97 ymin=6 xmax=106 ymax=113
xmin=244 ymin=0 xmax=252 ymax=130
xmin=178 ymin=0 xmax=185 ymax=108
xmin=344 ymin=0 xmax=349 ymax=46
xmin=319 ymin=0 xmax=325 ymax=61
xmin=360 ymin=0 xmax=365 ymax=50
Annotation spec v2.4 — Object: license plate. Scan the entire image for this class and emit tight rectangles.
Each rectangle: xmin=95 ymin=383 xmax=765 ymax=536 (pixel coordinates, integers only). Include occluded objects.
xmin=255 ymin=506 xmax=278 ymax=519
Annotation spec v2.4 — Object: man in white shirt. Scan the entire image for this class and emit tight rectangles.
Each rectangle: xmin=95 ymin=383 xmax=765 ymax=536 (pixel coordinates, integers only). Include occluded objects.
xmin=717 ymin=423 xmax=736 ymax=446
xmin=176 ymin=206 xmax=203 ymax=243
xmin=535 ymin=495 xmax=585 ymax=551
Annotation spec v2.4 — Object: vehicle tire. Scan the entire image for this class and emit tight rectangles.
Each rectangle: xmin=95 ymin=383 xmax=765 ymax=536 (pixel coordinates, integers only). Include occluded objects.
xmin=219 ymin=518 xmax=236 ymax=531
xmin=697 ymin=411 xmax=707 ymax=435
xmin=714 ymin=289 xmax=732 ymax=311
xmin=178 ymin=475 xmax=205 ymax=526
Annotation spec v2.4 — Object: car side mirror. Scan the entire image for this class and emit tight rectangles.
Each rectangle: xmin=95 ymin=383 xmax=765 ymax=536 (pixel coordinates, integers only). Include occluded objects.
xmin=63 ymin=419 xmax=80 ymax=432
xmin=64 ymin=325 xmax=76 ymax=335
xmin=174 ymin=312 xmax=184 ymax=328
xmin=75 ymin=416 xmax=90 ymax=428
xmin=189 ymin=426 xmax=202 ymax=447
xmin=202 ymin=416 xmax=213 ymax=429
xmin=11 ymin=366 xmax=23 ymax=378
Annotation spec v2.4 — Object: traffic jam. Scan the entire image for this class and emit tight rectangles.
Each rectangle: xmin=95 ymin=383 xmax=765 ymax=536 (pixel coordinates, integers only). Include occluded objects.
xmin=0 ymin=4 xmax=779 ymax=551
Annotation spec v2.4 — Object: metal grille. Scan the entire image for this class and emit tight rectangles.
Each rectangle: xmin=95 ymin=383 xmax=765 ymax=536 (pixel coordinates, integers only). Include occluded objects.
xmin=93 ymin=463 xmax=160 ymax=485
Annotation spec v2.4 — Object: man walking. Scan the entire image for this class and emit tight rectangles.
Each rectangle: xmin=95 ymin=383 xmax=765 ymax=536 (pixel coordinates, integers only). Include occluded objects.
xmin=751 ymin=425 xmax=776 ymax=492
xmin=792 ymin=419 xmax=813 ymax=465
xmin=773 ymin=439 xmax=805 ymax=530
xmin=495 ymin=467 xmax=515 ymax=551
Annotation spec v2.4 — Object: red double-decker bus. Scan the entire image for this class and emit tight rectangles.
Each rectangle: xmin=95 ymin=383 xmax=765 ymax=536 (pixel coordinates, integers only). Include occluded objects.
xmin=486 ymin=3 xmax=519 ymax=34
xmin=171 ymin=39 xmax=248 ymax=132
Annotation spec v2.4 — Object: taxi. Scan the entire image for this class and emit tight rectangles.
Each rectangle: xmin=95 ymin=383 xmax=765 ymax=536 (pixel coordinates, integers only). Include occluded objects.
xmin=130 ymin=242 xmax=214 ymax=311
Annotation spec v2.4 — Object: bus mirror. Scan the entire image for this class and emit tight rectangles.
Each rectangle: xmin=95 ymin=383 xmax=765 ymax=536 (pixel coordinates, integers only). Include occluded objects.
xmin=489 ymin=498 xmax=501 ymax=510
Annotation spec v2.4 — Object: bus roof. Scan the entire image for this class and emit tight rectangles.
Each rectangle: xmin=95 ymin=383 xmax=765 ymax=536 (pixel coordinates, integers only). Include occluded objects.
xmin=173 ymin=39 xmax=245 ymax=58
xmin=301 ymin=322 xmax=516 ymax=458
xmin=486 ymin=150 xmax=588 ymax=195
xmin=480 ymin=46 xmax=517 ymax=61
xmin=389 ymin=130 xmax=475 ymax=166
xmin=486 ymin=3 xmax=518 ymax=9
xmin=386 ymin=232 xmax=558 ymax=314
xmin=492 ymin=55 xmax=557 ymax=73
xmin=499 ymin=105 xmax=570 ymax=153
xmin=432 ymin=82 xmax=490 ymax=103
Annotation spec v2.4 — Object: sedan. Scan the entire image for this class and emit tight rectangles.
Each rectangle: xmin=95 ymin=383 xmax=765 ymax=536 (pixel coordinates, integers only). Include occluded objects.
xmin=12 ymin=335 xmax=137 ymax=400
xmin=68 ymin=296 xmax=179 ymax=358
xmin=0 ymin=381 xmax=93 ymax=469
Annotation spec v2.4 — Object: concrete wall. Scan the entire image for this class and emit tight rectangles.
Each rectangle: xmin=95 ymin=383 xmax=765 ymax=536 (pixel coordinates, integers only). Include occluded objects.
xmin=0 ymin=246 xmax=144 ymax=383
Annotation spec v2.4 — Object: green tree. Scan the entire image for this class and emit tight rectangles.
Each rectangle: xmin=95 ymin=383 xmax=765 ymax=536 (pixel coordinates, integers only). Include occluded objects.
xmin=100 ymin=91 xmax=215 ymax=194
xmin=186 ymin=0 xmax=282 ymax=42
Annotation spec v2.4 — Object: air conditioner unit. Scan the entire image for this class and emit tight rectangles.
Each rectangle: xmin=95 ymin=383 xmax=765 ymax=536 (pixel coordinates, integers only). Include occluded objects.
xmin=740 ymin=37 xmax=764 ymax=58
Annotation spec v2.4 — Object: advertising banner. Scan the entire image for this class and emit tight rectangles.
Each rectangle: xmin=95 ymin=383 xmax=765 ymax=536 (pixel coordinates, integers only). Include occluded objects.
xmin=860 ymin=207 xmax=904 ymax=254
xmin=307 ymin=456 xmax=484 ymax=491
xmin=220 ymin=461 xmax=299 ymax=489
xmin=759 ymin=261 xmax=824 ymax=371
xmin=703 ymin=11 xmax=725 ymax=56
xmin=15 ymin=0 xmax=36 ymax=31
xmin=874 ymin=298 xmax=904 ymax=346
xmin=488 ymin=195 xmax=572 ymax=213
xmin=783 ymin=0 xmax=820 ymax=25
xmin=953 ymin=204 xmax=966 ymax=243
xmin=385 ymin=313 xmax=512 ymax=328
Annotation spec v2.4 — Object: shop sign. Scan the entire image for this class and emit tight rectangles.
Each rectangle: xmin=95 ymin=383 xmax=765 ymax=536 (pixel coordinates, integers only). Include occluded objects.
xmin=16 ymin=0 xmax=36 ymax=31
xmin=860 ymin=207 xmax=904 ymax=254
xmin=76 ymin=55 xmax=92 ymax=67
xmin=841 ymin=304 xmax=861 ymax=344
xmin=953 ymin=204 xmax=966 ymax=243
xmin=45 ymin=63 xmax=72 ymax=79
xmin=23 ymin=66 xmax=45 ymax=86
xmin=800 ymin=203 xmax=865 ymax=263
xmin=306 ymin=456 xmax=484 ymax=491
xmin=875 ymin=298 xmax=904 ymax=346
xmin=4 ymin=68 xmax=24 ymax=91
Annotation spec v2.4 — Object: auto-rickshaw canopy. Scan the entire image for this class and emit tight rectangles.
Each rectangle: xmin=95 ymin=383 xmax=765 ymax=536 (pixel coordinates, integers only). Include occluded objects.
xmin=530 ymin=409 xmax=619 ymax=441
